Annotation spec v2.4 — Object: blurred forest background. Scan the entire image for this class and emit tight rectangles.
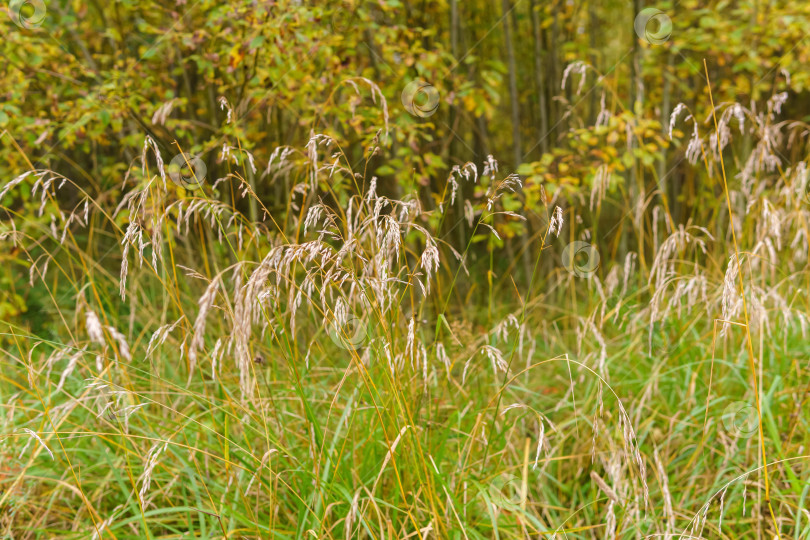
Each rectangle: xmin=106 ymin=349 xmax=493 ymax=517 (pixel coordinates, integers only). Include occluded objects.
xmin=3 ymin=0 xmax=809 ymax=299
xmin=2 ymin=0 xmax=810 ymax=538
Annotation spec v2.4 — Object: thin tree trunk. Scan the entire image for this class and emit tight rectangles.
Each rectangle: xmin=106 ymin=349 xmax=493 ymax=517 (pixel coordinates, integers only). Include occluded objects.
xmin=449 ymin=0 xmax=460 ymax=164
xmin=450 ymin=0 xmax=459 ymax=55
xmin=658 ymin=51 xmax=673 ymax=218
xmin=631 ymin=0 xmax=644 ymax=108
xmin=550 ymin=4 xmax=561 ymax=140
xmin=501 ymin=0 xmax=522 ymax=168
xmin=530 ymin=0 xmax=549 ymax=155
xmin=501 ymin=0 xmax=532 ymax=284
xmin=589 ymin=3 xmax=598 ymax=124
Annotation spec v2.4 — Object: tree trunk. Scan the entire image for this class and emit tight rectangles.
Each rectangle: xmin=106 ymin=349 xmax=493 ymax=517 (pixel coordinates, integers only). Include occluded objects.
xmin=501 ymin=0 xmax=522 ymax=168
xmin=550 ymin=4 xmax=561 ymax=140
xmin=530 ymin=0 xmax=549 ymax=155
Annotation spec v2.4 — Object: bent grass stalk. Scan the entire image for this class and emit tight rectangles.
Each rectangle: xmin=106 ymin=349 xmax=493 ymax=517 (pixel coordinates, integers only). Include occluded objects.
xmin=703 ymin=59 xmax=780 ymax=539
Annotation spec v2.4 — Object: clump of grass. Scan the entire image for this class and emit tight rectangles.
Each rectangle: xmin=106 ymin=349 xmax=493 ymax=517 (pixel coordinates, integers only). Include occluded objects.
xmin=1 ymin=75 xmax=809 ymax=540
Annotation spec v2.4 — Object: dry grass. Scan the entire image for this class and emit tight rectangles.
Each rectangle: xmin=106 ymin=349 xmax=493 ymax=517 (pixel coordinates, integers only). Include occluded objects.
xmin=1 ymin=76 xmax=809 ymax=539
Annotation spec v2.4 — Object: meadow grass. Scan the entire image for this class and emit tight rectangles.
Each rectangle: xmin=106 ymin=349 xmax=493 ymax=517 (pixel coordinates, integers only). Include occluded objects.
xmin=1 ymin=82 xmax=810 ymax=540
